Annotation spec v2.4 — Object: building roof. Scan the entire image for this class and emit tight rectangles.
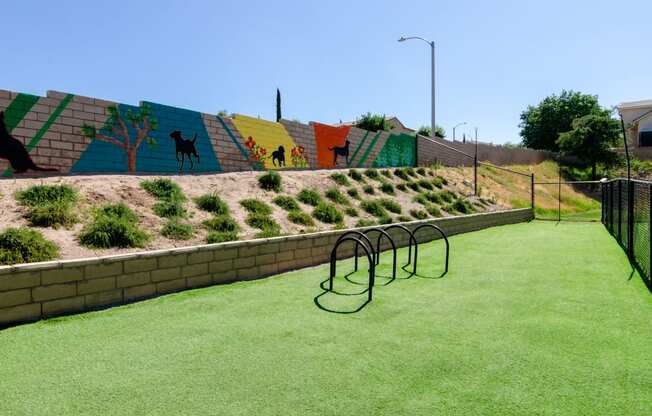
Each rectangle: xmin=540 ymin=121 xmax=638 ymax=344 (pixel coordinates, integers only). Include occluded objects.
xmin=618 ymin=99 xmax=652 ymax=111
xmin=336 ymin=116 xmax=415 ymax=132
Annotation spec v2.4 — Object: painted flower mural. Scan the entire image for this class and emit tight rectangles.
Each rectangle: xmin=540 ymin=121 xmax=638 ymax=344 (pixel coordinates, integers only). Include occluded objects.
xmin=245 ymin=136 xmax=268 ymax=170
xmin=290 ymin=146 xmax=308 ymax=168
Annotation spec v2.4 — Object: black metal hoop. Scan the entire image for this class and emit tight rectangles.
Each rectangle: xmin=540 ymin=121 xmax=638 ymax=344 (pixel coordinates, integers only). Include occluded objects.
xmin=358 ymin=228 xmax=397 ymax=281
xmin=383 ymin=224 xmax=418 ymax=266
xmin=411 ymin=224 xmax=449 ymax=275
xmin=334 ymin=231 xmax=375 ymax=272
xmin=329 ymin=236 xmax=375 ymax=303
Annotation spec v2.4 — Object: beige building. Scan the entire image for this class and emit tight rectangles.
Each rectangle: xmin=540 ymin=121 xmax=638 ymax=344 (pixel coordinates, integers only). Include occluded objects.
xmin=618 ymin=100 xmax=652 ymax=148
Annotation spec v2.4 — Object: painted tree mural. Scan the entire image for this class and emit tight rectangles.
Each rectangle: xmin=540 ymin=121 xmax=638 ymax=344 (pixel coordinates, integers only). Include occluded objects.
xmin=81 ymin=104 xmax=158 ymax=172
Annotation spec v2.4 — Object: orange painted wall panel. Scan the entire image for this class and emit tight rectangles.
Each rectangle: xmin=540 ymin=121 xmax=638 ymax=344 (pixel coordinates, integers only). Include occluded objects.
xmin=313 ymin=123 xmax=351 ymax=168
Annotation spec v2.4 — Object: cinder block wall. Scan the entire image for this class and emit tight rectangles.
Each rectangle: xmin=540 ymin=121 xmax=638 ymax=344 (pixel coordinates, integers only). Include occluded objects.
xmin=0 ymin=209 xmax=532 ymax=327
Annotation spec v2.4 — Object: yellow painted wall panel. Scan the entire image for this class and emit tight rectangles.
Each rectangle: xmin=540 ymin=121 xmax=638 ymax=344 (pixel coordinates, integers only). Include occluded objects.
xmin=231 ymin=114 xmax=298 ymax=169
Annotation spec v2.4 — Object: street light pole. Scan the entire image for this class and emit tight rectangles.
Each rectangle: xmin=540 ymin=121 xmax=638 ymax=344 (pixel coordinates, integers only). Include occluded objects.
xmin=399 ymin=36 xmax=436 ymax=139
xmin=452 ymin=122 xmax=467 ymax=141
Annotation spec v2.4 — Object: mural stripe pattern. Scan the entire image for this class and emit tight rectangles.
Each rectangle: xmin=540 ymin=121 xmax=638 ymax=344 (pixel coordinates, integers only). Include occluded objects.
xmin=347 ymin=130 xmax=369 ymax=168
xmin=217 ymin=115 xmax=250 ymax=162
xmin=3 ymin=93 xmax=40 ymax=132
xmin=356 ymin=131 xmax=382 ymax=167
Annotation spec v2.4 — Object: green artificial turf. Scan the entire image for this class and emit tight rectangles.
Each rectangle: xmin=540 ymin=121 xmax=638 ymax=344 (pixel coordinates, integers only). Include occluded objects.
xmin=1 ymin=221 xmax=651 ymax=415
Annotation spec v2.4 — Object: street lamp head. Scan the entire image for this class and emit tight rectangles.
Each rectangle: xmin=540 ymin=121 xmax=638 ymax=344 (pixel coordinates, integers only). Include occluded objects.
xmin=398 ymin=37 xmax=406 ymax=42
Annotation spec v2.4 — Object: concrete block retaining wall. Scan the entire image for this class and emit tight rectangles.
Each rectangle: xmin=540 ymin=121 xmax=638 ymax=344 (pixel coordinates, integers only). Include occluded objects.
xmin=0 ymin=209 xmax=532 ymax=327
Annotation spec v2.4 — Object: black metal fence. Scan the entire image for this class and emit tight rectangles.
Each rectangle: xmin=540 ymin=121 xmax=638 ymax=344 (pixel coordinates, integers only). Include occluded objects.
xmin=534 ymin=180 xmax=602 ymax=222
xmin=602 ymin=178 xmax=652 ymax=287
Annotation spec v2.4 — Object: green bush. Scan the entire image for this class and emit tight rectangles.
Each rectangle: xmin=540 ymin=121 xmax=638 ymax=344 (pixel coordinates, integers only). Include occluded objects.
xmin=347 ymin=188 xmax=360 ymax=199
xmin=355 ymin=219 xmax=376 ymax=227
xmin=378 ymin=198 xmax=401 ymax=214
xmin=409 ymin=209 xmax=428 ymax=220
xmin=345 ymin=207 xmax=359 ymax=217
xmin=413 ymin=194 xmax=429 ymax=205
xmin=312 ymin=202 xmax=343 ymax=224
xmin=258 ymin=171 xmax=282 ymax=192
xmin=396 ymin=215 xmax=412 ymax=222
xmin=360 ymin=200 xmax=388 ymax=218
xmin=417 ymin=179 xmax=433 ymax=190
xmin=432 ymin=177 xmax=445 ymax=189
xmin=206 ymin=231 xmax=238 ymax=243
xmin=439 ymin=176 xmax=449 ymax=185
xmin=406 ymin=181 xmax=420 ymax=192
xmin=240 ymin=199 xmax=272 ymax=215
xmin=364 ymin=169 xmax=380 ymax=180
xmin=381 ymin=169 xmax=392 ymax=178
xmin=406 ymin=168 xmax=417 ymax=178
xmin=423 ymin=191 xmax=443 ymax=204
xmin=16 ymin=184 xmax=77 ymax=206
xmin=378 ymin=216 xmax=393 ymax=225
xmin=161 ymin=220 xmax=195 ymax=240
xmin=25 ymin=201 xmax=78 ymax=228
xmin=141 ymin=178 xmax=185 ymax=201
xmin=396 ymin=183 xmax=407 ymax=192
xmin=426 ymin=205 xmax=443 ymax=218
xmin=416 ymin=167 xmax=427 ymax=176
xmin=273 ymin=195 xmax=300 ymax=211
xmin=194 ymin=193 xmax=229 ymax=215
xmin=0 ymin=228 xmax=59 ymax=265
xmin=245 ymin=214 xmax=280 ymax=231
xmin=254 ymin=228 xmax=282 ymax=238
xmin=355 ymin=113 xmax=392 ymax=132
xmin=325 ymin=188 xmax=349 ymax=205
xmin=348 ymin=169 xmax=365 ymax=182
xmin=379 ymin=182 xmax=395 ymax=195
xmin=393 ymin=168 xmax=409 ymax=181
xmin=288 ymin=210 xmax=314 ymax=226
xmin=203 ymin=215 xmax=239 ymax=233
xmin=153 ymin=199 xmax=187 ymax=218
xmin=297 ymin=188 xmax=322 ymax=206
xmin=79 ymin=204 xmax=149 ymax=249
xmin=363 ymin=185 xmax=375 ymax=195
xmin=451 ymin=198 xmax=476 ymax=214
xmin=329 ymin=173 xmax=350 ymax=186
xmin=439 ymin=190 xmax=456 ymax=203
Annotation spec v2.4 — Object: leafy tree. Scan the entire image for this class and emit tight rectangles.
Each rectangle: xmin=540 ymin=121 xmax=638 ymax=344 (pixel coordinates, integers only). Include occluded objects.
xmin=276 ymin=88 xmax=282 ymax=122
xmin=519 ymin=90 xmax=603 ymax=151
xmin=557 ymin=112 xmax=620 ymax=179
xmin=81 ymin=104 xmax=158 ymax=172
xmin=417 ymin=125 xmax=446 ymax=138
xmin=355 ymin=113 xmax=393 ymax=132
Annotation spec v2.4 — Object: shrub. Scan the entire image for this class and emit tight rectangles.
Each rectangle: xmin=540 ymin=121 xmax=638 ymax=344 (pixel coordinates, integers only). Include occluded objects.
xmin=363 ymin=185 xmax=375 ymax=195
xmin=203 ymin=215 xmax=239 ymax=233
xmin=312 ymin=202 xmax=343 ymax=224
xmin=432 ymin=177 xmax=445 ymax=189
xmin=439 ymin=176 xmax=449 ymax=185
xmin=345 ymin=207 xmax=359 ymax=217
xmin=423 ymin=191 xmax=443 ymax=204
xmin=378 ymin=216 xmax=393 ymax=225
xmin=141 ymin=178 xmax=185 ymax=201
xmin=381 ymin=169 xmax=392 ymax=178
xmin=413 ymin=194 xmax=429 ymax=205
xmin=161 ymin=220 xmax=195 ymax=240
xmin=417 ymin=179 xmax=433 ymax=190
xmin=0 ymin=228 xmax=59 ymax=265
xmin=416 ymin=167 xmax=427 ymax=176
xmin=439 ymin=190 xmax=456 ymax=203
xmin=288 ymin=210 xmax=314 ymax=226
xmin=273 ymin=195 xmax=299 ymax=211
xmin=406 ymin=181 xmax=420 ymax=192
xmin=360 ymin=200 xmax=388 ymax=218
xmin=348 ymin=169 xmax=365 ymax=182
xmin=393 ymin=168 xmax=409 ymax=181
xmin=451 ymin=198 xmax=475 ymax=214
xmin=406 ymin=168 xmax=417 ymax=177
xmin=153 ymin=199 xmax=187 ymax=218
xmin=409 ymin=209 xmax=428 ymax=220
xmin=207 ymin=231 xmax=238 ymax=243
xmin=258 ymin=171 xmax=282 ymax=192
xmin=396 ymin=183 xmax=407 ymax=192
xmin=194 ymin=193 xmax=229 ymax=215
xmin=297 ymin=188 xmax=322 ymax=206
xmin=16 ymin=184 xmax=77 ymax=206
xmin=379 ymin=182 xmax=395 ymax=195
xmin=79 ymin=204 xmax=149 ymax=249
xmin=330 ymin=173 xmax=350 ymax=186
xmin=325 ymin=188 xmax=349 ymax=205
xmin=364 ymin=169 xmax=380 ymax=180
xmin=254 ymin=228 xmax=282 ymax=238
xmin=426 ymin=205 xmax=443 ymax=218
xmin=378 ymin=198 xmax=401 ymax=214
xmin=396 ymin=215 xmax=412 ymax=222
xmin=355 ymin=219 xmax=376 ymax=227
xmin=25 ymin=201 xmax=77 ymax=228
xmin=355 ymin=113 xmax=392 ymax=132
xmin=347 ymin=188 xmax=360 ymax=199
xmin=240 ymin=199 xmax=272 ymax=215
xmin=245 ymin=214 xmax=280 ymax=231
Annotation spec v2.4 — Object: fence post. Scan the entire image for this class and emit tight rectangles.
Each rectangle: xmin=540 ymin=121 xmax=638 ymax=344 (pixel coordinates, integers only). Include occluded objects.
xmin=649 ymin=183 xmax=652 ymax=279
xmin=530 ymin=173 xmax=535 ymax=213
xmin=628 ymin=180 xmax=634 ymax=258
xmin=474 ymin=155 xmax=478 ymax=196
xmin=618 ymin=180 xmax=622 ymax=241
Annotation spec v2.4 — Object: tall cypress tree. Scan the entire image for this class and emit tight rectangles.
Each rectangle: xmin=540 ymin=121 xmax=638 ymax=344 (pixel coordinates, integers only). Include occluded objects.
xmin=276 ymin=88 xmax=282 ymax=122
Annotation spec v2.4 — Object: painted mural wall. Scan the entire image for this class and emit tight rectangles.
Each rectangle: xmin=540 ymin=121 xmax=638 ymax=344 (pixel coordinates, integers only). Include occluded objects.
xmin=0 ymin=89 xmax=417 ymax=177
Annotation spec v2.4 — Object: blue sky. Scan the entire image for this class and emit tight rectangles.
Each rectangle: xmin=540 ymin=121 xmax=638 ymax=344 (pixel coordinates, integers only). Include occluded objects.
xmin=2 ymin=0 xmax=650 ymax=144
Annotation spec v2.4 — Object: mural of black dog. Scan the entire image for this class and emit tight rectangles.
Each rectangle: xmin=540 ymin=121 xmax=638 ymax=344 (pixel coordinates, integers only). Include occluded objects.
xmin=272 ymin=145 xmax=285 ymax=167
xmin=329 ymin=140 xmax=350 ymax=165
xmin=169 ymin=130 xmax=200 ymax=171
xmin=0 ymin=111 xmax=58 ymax=174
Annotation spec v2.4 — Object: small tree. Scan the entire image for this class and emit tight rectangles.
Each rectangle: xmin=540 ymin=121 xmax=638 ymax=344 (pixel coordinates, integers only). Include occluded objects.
xmin=81 ymin=104 xmax=158 ymax=172
xmin=417 ymin=125 xmax=445 ymax=138
xmin=276 ymin=88 xmax=282 ymax=122
xmin=355 ymin=113 xmax=392 ymax=132
xmin=557 ymin=112 xmax=620 ymax=179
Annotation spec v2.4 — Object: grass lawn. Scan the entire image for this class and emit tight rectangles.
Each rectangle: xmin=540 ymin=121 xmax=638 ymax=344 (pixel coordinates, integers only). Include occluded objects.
xmin=1 ymin=221 xmax=650 ymax=415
